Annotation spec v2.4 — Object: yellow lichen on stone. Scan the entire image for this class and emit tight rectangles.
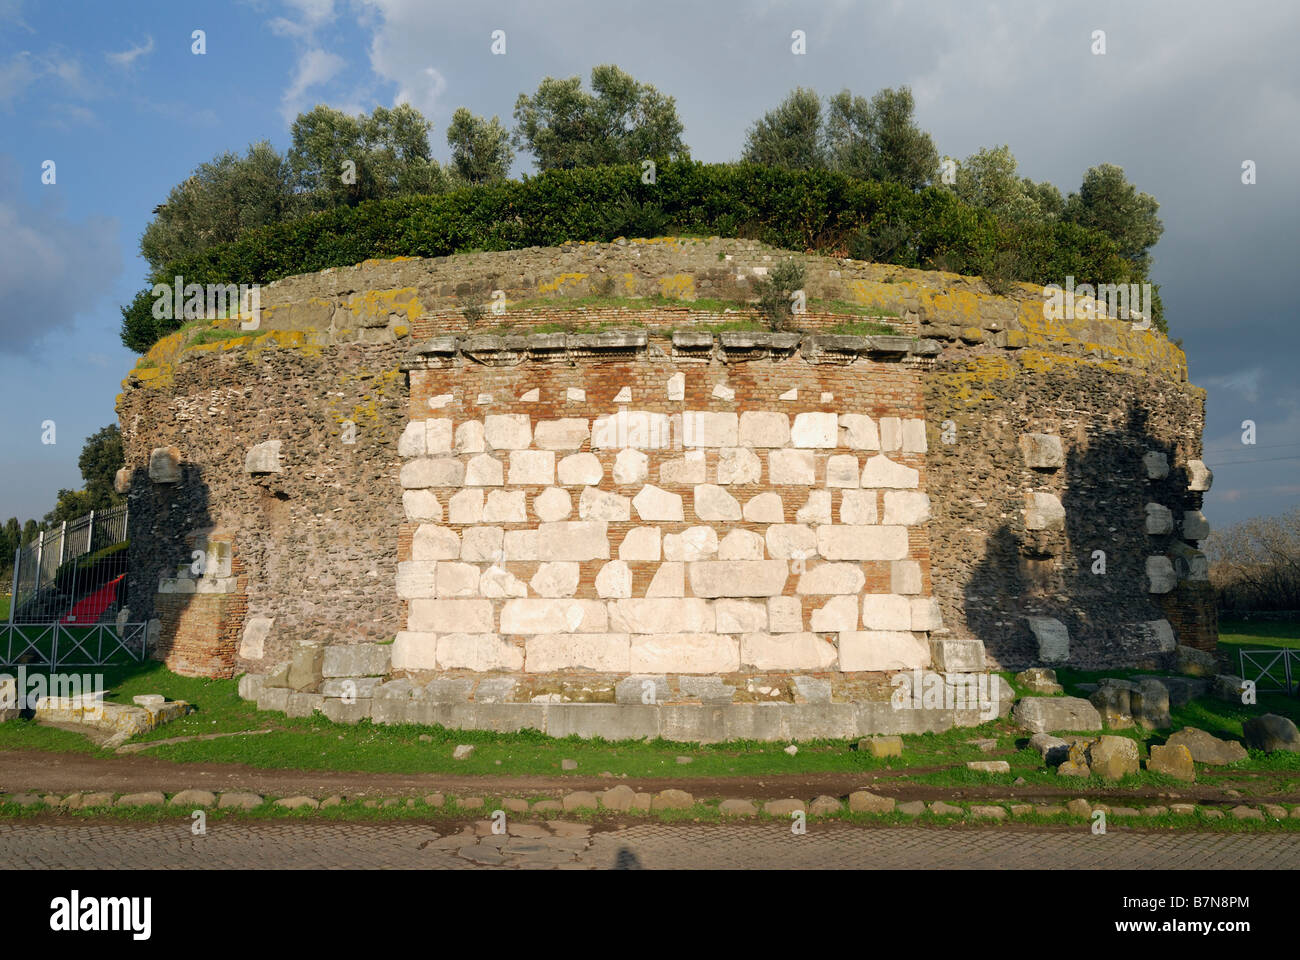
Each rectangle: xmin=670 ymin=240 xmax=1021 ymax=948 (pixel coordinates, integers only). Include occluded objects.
xmin=933 ymin=355 xmax=1017 ymax=405
xmin=393 ymin=325 xmax=410 ymax=339
xmin=537 ymin=273 xmax=588 ymax=295
xmin=621 ymin=272 xmax=637 ymax=296
xmin=658 ymin=273 xmax=696 ymax=300
xmin=347 ymin=287 xmax=424 ymax=326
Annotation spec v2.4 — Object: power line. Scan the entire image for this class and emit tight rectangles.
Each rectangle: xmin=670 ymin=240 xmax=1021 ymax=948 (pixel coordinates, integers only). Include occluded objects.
xmin=1208 ymin=455 xmax=1300 ymax=467
xmin=1202 ymin=441 xmax=1300 ymax=453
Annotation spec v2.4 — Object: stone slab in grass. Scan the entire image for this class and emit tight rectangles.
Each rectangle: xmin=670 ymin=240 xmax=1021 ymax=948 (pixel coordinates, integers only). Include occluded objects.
xmin=1012 ymin=696 xmax=1102 ymax=734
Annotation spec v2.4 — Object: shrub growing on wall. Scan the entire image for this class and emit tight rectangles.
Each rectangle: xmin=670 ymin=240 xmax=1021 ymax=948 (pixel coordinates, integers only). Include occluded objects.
xmin=120 ymin=160 xmax=1156 ymax=353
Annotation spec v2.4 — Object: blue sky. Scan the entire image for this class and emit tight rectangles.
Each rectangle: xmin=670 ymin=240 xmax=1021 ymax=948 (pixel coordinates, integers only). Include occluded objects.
xmin=2 ymin=0 xmax=1298 ymax=531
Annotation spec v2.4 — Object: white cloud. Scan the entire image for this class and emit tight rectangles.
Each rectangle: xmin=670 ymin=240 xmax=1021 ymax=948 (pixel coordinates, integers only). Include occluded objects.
xmin=0 ymin=154 xmax=122 ymax=354
xmin=1206 ymin=366 xmax=1265 ymax=404
xmin=106 ymin=35 xmax=155 ymax=69
xmin=362 ymin=0 xmax=451 ymax=117
xmin=281 ymin=48 xmax=347 ymax=121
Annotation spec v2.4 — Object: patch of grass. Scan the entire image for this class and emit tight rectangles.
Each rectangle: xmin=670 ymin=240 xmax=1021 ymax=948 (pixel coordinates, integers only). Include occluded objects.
xmin=187 ymin=328 xmax=247 ymax=346
xmin=825 ymin=320 xmax=900 ymax=336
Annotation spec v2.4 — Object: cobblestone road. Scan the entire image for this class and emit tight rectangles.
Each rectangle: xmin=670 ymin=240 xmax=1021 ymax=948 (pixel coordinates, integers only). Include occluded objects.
xmin=3 ymin=819 xmax=1298 ymax=869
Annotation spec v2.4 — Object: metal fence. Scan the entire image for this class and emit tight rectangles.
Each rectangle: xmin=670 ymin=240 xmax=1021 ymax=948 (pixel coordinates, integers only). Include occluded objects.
xmin=0 ymin=621 xmax=147 ymax=669
xmin=8 ymin=504 xmax=128 ymax=625
xmin=1238 ymin=648 xmax=1298 ymax=696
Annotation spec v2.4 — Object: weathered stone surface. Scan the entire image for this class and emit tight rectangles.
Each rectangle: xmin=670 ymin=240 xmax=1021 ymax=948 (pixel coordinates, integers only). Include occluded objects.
xmin=401 ymin=457 xmax=463 ymax=488
xmin=500 ymin=599 xmax=607 ymax=634
xmin=1017 ymin=667 xmax=1063 ymax=694
xmin=716 ymin=447 xmax=762 ymax=485
xmin=1146 ymin=556 xmax=1176 ymax=593
xmin=882 ymin=491 xmax=930 ymax=525
xmin=767 ymin=597 xmax=803 ymax=633
xmin=860 ymin=455 xmax=918 ymax=489
xmin=533 ymin=487 xmax=572 ymax=522
xmin=1147 ymin=743 xmax=1196 ymax=781
xmin=928 ymin=637 xmax=986 ymax=672
xmin=860 ymin=594 xmax=911 ymax=630
xmin=878 ymin=417 xmax=903 ymax=451
xmin=557 ymin=453 xmax=603 ymax=486
xmin=810 ymin=595 xmax=858 ymax=632
xmin=613 ymin=447 xmax=649 ymax=485
xmin=660 ymin=451 xmax=706 ymax=485
xmin=217 ymin=792 xmax=264 ymax=810
xmin=483 ymin=490 xmax=527 ymax=523
xmin=1019 ymin=433 xmax=1063 ymax=469
xmin=740 ymin=632 xmax=836 ymax=670
xmin=791 ymin=412 xmax=837 ymax=448
xmin=901 ymin=419 xmax=927 ymax=453
xmin=609 ymin=598 xmax=714 ymax=634
xmin=1143 ymin=450 xmax=1170 ymax=479
xmin=768 ymin=449 xmax=816 ymax=485
xmin=817 ymin=525 xmax=908 ymax=561
xmin=966 ymin=760 xmax=1010 ymax=774
xmin=1088 ymin=735 xmax=1140 ymax=780
xmin=909 ymin=597 xmax=943 ymax=632
xmin=322 ymin=643 xmax=391 ymax=678
xmin=662 ymin=526 xmax=718 ymax=561
xmin=1186 ymin=459 xmax=1213 ymax=492
xmin=1175 ymin=644 xmax=1216 ymax=676
xmin=838 ymin=414 xmax=879 ymax=450
xmin=578 ymin=486 xmax=631 ymax=521
xmin=408 ymin=599 xmax=495 ymax=634
xmin=403 ymin=490 xmax=443 ymax=522
xmin=1243 ymin=713 xmax=1300 ymax=753
xmin=715 ymin=599 xmax=768 ymax=633
xmin=447 ymin=489 xmax=483 ymax=523
xmin=507 ymin=450 xmax=555 ymax=486
xmin=719 ymin=798 xmax=758 ymax=816
xmin=744 ymin=492 xmax=785 ymax=523
xmin=1024 ymin=492 xmax=1065 ymax=531
xmin=533 ymin=418 xmax=589 ymax=450
xmin=681 ymin=411 xmax=737 ymax=448
xmin=437 ymin=634 xmax=524 ymax=672
xmin=1131 ymin=678 xmax=1171 ymax=729
xmin=536 ymin=521 xmax=610 ymax=560
xmin=795 ymin=490 xmax=832 ymax=524
xmin=484 ymin=414 xmax=532 ymax=450
xmin=1012 ymin=697 xmax=1102 ymax=734
xmin=464 ymin=454 xmax=505 ymax=486
xmin=652 ymin=789 xmax=694 ymax=811
xmin=1182 ymin=510 xmax=1210 ymax=541
xmin=693 ymin=484 xmax=741 ymax=521
xmin=1029 ymin=732 xmax=1070 ymax=765
xmin=631 ymin=634 xmax=738 ymax=673
xmin=765 ymin=524 xmax=816 ymax=560
xmin=244 ymin=439 xmax=283 ymax=474
xmin=739 ymin=411 xmax=790 ymax=447
xmin=525 ymin=634 xmax=630 ymax=673
xmin=688 ymin=560 xmax=788 ymax=598
xmin=1145 ymin=502 xmax=1174 ymax=534
xmin=530 ymin=562 xmax=579 ymax=597
xmin=619 ymin=526 xmax=661 ymax=562
xmin=645 ymin=562 xmax=685 ymax=597
xmin=718 ymin=529 xmax=765 ymax=560
xmin=1165 ymin=727 xmax=1248 ymax=765
xmin=848 ymin=790 xmax=895 ymax=814
xmin=1026 ymin=617 xmax=1069 ymax=663
xmin=148 ymin=446 xmax=181 ymax=483
xmin=838 ymin=631 xmax=930 ymax=671
xmin=595 ymin=560 xmax=633 ymax=598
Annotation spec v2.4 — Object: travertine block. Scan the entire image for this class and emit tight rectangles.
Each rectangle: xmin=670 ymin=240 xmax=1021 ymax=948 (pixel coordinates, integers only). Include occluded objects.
xmin=484 ymin=414 xmax=532 ymax=450
xmin=425 ymin=418 xmax=453 ymax=455
xmin=536 ymin=521 xmax=610 ymax=560
xmin=503 ymin=529 xmax=539 ymax=560
xmin=766 ymin=524 xmax=817 ymax=560
xmin=891 ymin=560 xmax=922 ymax=595
xmin=455 ymin=420 xmax=485 ymax=454
xmin=883 ymin=491 xmax=931 ymax=526
xmin=740 ymin=632 xmax=836 ymax=671
xmin=608 ymin=599 xmax=715 ymax=634
xmin=1024 ymin=492 xmax=1065 ymax=531
xmin=878 ymin=417 xmax=903 ymax=451
xmin=557 ymin=453 xmax=603 ymax=486
xmin=533 ymin=487 xmax=572 ymax=522
xmin=579 ymin=486 xmax=631 ymax=521
xmin=403 ymin=490 xmax=443 ymax=522
xmin=769 ymin=449 xmax=816 ymax=485
xmin=694 ymin=484 xmax=741 ymax=521
xmin=630 ymin=633 xmax=740 ymax=673
xmin=499 ymin=599 xmax=608 ymax=634
xmin=396 ymin=561 xmax=438 ymax=599
xmin=409 ymin=599 xmax=495 ymax=633
xmin=525 ymin=634 xmax=630 ymax=673
xmin=860 ymin=456 xmax=919 ymax=489
xmin=465 ymin=454 xmax=504 ymax=486
xmin=739 ymin=411 xmax=790 ymax=447
xmin=448 ymin=489 xmax=484 ymax=524
xmin=619 ymin=526 xmax=661 ymax=562
xmin=717 ymin=447 xmax=762 ymax=485
xmin=861 ymin=593 xmax=912 ymax=630
xmin=714 ymin=599 xmax=768 ymax=634
xmin=663 ymin=526 xmax=718 ymax=561
xmin=507 ymin=450 xmax=555 ymax=486
xmin=826 ymin=454 xmax=860 ymax=488
xmin=796 ymin=562 xmax=865 ymax=595
xmin=838 ymin=414 xmax=879 ymax=450
xmin=400 ymin=457 xmax=463 ymax=489
xmin=767 ymin=596 xmax=803 ymax=633
xmin=718 ymin=529 xmax=765 ymax=560
xmin=682 ymin=411 xmax=738 ymax=448
xmin=839 ymin=490 xmax=877 ymax=525
xmin=910 ymin=597 xmax=944 ymax=631
xmin=533 ymin=418 xmax=589 ymax=451
xmin=743 ymin=492 xmax=785 ymax=523
xmin=660 ymin=451 xmax=706 ymax=485
xmin=459 ymin=527 xmax=503 ymax=562
xmin=397 ymin=421 xmax=426 ymax=457
xmin=1145 ymin=502 xmax=1173 ymax=534
xmin=530 ymin=562 xmax=580 ymax=597
xmin=595 ymin=560 xmax=633 ymax=598
xmin=413 ymin=525 xmax=460 ymax=560
xmin=687 ymin=560 xmax=789 ymax=598
xmin=436 ymin=561 xmax=481 ymax=597
xmin=478 ymin=566 xmax=528 ymax=598
xmin=483 ymin=490 xmax=526 ymax=523
xmin=796 ymin=490 xmax=832 ymax=524
xmin=632 ymin=485 xmax=684 ymax=521
xmin=437 ymin=633 xmax=523 ymax=672
xmin=613 ymin=448 xmax=649 ymax=484
xmin=645 ymin=562 xmax=685 ymax=597
xmin=838 ymin=631 xmax=930 ymax=672
xmin=901 ymin=419 xmax=927 ymax=453
xmin=392 ymin=631 xmax=439 ymax=670
xmin=791 ymin=412 xmax=838 ymax=448
xmin=817 ymin=525 xmax=908 ymax=561
xmin=810 ymin=595 xmax=858 ymax=632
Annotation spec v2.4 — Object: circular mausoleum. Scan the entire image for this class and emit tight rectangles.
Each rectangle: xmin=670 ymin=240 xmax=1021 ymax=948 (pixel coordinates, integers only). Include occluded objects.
xmin=115 ymin=237 xmax=1215 ymax=741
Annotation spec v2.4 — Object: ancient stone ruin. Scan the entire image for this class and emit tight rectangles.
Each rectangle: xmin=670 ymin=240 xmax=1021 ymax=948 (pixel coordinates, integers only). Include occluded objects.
xmin=114 ymin=237 xmax=1216 ymax=740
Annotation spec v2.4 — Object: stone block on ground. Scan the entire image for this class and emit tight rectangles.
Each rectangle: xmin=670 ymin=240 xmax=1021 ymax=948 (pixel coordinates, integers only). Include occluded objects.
xmin=1147 ymin=743 xmax=1196 ymax=781
xmin=1164 ymin=727 xmax=1248 ymax=765
xmin=1012 ymin=696 xmax=1102 ymax=734
xmin=1242 ymin=713 xmax=1300 ymax=753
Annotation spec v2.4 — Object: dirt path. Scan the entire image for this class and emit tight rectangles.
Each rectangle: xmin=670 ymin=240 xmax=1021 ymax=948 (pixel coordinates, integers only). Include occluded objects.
xmin=1 ymin=749 xmax=1295 ymax=804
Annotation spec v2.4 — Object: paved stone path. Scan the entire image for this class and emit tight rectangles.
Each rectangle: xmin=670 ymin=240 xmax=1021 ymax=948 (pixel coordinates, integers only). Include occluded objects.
xmin=4 ymin=819 xmax=1298 ymax=869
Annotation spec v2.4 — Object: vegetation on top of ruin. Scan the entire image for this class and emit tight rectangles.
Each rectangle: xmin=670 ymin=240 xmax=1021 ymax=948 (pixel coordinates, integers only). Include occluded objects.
xmin=121 ymin=67 xmax=1166 ymax=353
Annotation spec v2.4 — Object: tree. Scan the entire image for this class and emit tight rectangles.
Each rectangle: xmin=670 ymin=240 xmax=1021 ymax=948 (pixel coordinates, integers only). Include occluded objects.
xmin=852 ymin=86 xmax=939 ymax=190
xmin=78 ymin=425 xmax=125 ymax=512
xmin=289 ymin=103 xmax=449 ymax=209
xmin=22 ymin=520 xmax=38 ymax=547
xmin=139 ymin=141 xmax=299 ymax=274
xmin=742 ymin=87 xmax=825 ymax=170
xmin=446 ymin=108 xmax=515 ymax=183
xmin=512 ymin=64 xmax=687 ymax=170
xmin=948 ymin=145 xmax=1062 ymax=222
xmin=1063 ymin=163 xmax=1163 ymax=271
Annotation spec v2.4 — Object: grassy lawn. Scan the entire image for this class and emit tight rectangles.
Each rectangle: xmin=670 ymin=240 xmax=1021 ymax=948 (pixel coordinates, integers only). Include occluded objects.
xmin=0 ymin=621 xmax=1296 ymax=785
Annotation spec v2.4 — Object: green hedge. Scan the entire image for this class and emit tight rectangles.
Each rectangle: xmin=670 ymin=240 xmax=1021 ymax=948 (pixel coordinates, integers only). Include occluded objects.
xmin=121 ymin=160 xmax=1151 ymax=352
